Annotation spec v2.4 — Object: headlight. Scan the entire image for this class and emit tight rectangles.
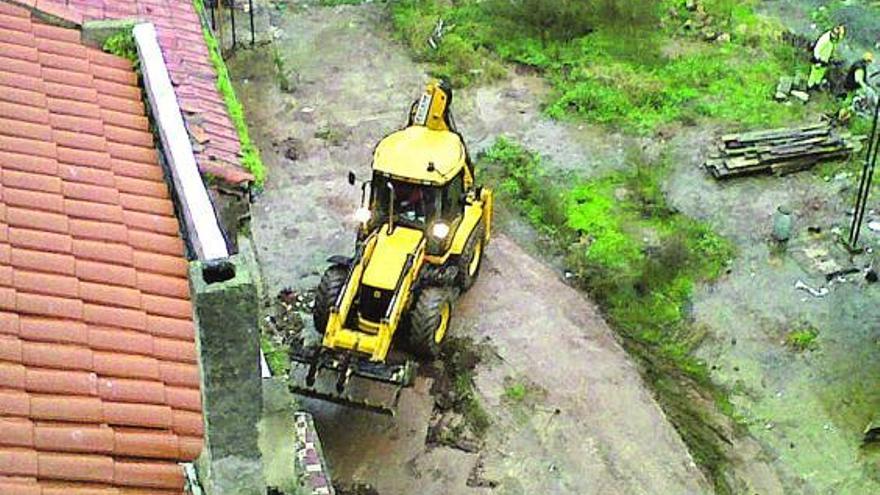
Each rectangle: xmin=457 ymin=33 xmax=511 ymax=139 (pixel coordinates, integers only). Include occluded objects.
xmin=354 ymin=207 xmax=371 ymax=224
xmin=431 ymin=222 xmax=450 ymax=239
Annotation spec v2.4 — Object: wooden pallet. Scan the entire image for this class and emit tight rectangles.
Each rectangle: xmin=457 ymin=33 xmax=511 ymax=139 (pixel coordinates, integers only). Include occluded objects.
xmin=705 ymin=123 xmax=859 ymax=179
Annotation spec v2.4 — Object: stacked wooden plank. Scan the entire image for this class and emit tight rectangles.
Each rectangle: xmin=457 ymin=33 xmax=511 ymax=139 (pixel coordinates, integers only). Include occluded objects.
xmin=704 ymin=123 xmax=859 ymax=179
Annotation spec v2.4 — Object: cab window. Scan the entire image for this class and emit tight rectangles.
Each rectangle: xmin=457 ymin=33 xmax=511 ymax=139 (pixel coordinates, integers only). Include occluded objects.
xmin=441 ymin=172 xmax=464 ymax=220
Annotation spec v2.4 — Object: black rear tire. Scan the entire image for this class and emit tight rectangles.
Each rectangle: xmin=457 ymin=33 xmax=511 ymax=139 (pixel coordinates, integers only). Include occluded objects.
xmin=458 ymin=223 xmax=485 ymax=292
xmin=406 ymin=287 xmax=453 ymax=359
xmin=313 ymin=265 xmax=348 ymax=334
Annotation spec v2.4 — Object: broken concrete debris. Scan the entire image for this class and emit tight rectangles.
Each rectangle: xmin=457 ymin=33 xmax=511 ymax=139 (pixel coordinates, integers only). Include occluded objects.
xmin=705 ymin=123 xmax=859 ymax=179
xmin=794 ymin=279 xmax=830 ymax=298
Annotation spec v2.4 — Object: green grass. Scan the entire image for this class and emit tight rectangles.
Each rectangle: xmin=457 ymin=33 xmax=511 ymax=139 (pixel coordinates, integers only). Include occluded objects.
xmin=503 ymin=382 xmax=527 ymax=402
xmin=193 ymin=0 xmax=266 ymax=185
xmin=786 ymin=326 xmax=819 ymax=352
xmin=102 ymin=30 xmax=138 ymax=64
xmin=480 ymin=137 xmax=737 ymax=493
xmin=390 ymin=0 xmax=835 ymax=133
xmin=261 ymin=335 xmax=291 ymax=376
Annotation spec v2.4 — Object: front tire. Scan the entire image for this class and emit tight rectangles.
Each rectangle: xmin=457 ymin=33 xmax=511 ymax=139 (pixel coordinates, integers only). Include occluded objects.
xmin=406 ymin=287 xmax=453 ymax=359
xmin=458 ymin=223 xmax=485 ymax=292
xmin=312 ymin=265 xmax=348 ymax=334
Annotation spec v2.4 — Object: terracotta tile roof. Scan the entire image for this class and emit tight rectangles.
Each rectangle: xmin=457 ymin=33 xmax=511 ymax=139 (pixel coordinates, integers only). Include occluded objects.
xmin=0 ymin=3 xmax=202 ymax=493
xmin=7 ymin=0 xmax=254 ymax=185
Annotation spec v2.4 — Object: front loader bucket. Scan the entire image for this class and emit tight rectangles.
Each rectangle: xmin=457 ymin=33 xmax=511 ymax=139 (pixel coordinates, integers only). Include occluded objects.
xmin=288 ymin=348 xmax=414 ymax=416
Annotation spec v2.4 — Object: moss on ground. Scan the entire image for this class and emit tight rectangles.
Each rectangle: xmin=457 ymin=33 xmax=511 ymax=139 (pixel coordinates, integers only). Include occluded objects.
xmin=193 ymin=0 xmax=266 ymax=184
xmin=479 ymin=137 xmax=738 ymax=493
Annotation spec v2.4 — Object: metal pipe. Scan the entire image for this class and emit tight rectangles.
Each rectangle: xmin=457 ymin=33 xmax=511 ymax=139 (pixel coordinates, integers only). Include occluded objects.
xmin=229 ymin=0 xmax=237 ymax=49
xmin=248 ymin=0 xmax=255 ymax=46
xmin=849 ymin=100 xmax=880 ymax=247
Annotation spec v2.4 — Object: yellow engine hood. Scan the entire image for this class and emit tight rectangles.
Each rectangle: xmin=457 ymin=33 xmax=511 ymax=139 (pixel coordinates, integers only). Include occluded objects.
xmin=361 ymin=226 xmax=425 ymax=290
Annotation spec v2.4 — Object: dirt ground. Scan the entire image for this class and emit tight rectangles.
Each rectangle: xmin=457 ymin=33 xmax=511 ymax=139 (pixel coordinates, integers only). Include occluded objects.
xmin=230 ymin=2 xmax=711 ymax=494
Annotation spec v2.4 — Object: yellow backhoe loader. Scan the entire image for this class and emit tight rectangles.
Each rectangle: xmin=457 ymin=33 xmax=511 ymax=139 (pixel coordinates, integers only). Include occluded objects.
xmin=288 ymin=81 xmax=493 ymax=414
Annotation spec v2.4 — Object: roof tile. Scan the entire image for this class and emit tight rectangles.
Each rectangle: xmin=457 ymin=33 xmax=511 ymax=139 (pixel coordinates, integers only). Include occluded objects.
xmin=8 ymin=227 xmax=72 ymax=254
xmin=18 ymin=317 xmax=87 ymax=345
xmin=53 ymin=130 xmax=106 ymax=153
xmin=0 ymin=334 xmax=23 ymax=362
xmin=4 ymin=188 xmax=65 ymax=214
xmin=0 ymin=151 xmax=56 ymax=176
xmin=79 ymin=282 xmax=141 ymax=309
xmin=37 ymin=452 xmax=114 ymax=484
xmin=33 ymin=424 xmax=114 ymax=454
xmin=62 ymin=182 xmax=120 ymax=205
xmin=158 ymin=362 xmax=199 ymax=388
xmin=128 ymin=231 xmax=182 ymax=257
xmin=119 ymin=193 xmax=174 ymax=216
xmin=97 ymin=377 xmax=165 ymax=404
xmin=25 ymin=368 xmax=97 ymax=396
xmin=0 ymin=55 xmax=41 ymax=78
xmin=139 ymin=276 xmax=189 ymax=300
xmin=45 ymin=96 xmax=101 ymax=119
xmin=65 ymin=199 xmax=125 ymax=223
xmin=83 ymin=304 xmax=146 ymax=331
xmin=142 ymin=295 xmax=190 ymax=320
xmin=6 ymin=207 xmax=69 ymax=234
xmin=0 ymin=417 xmax=33 ymax=448
xmin=30 ymin=395 xmax=103 ymax=423
xmin=0 ymin=135 xmax=56 ymax=159
xmin=31 ymin=22 xmax=81 ymax=44
xmin=92 ymin=351 xmax=159 ymax=380
xmin=16 ymin=293 xmax=82 ymax=320
xmin=113 ymin=460 xmax=184 ymax=490
xmin=59 ymin=164 xmax=116 ymax=187
xmin=107 ymin=144 xmax=157 ymax=166
xmin=56 ymin=147 xmax=112 ymax=170
xmin=97 ymin=94 xmax=143 ymax=116
xmin=171 ymin=410 xmax=202 ymax=437
xmin=101 ymin=109 xmax=148 ymax=132
xmin=178 ymin=436 xmax=202 ymax=461
xmin=75 ymin=259 xmax=137 ymax=287
xmin=103 ymin=402 xmax=173 ymax=429
xmin=152 ymin=338 xmax=195 ymax=364
xmin=3 ymin=170 xmax=63 ymax=193
xmin=10 ymin=249 xmax=76 ymax=276
xmin=164 ymin=386 xmax=200 ymax=412
xmin=21 ymin=341 xmax=92 ymax=371
xmin=111 ymin=159 xmax=163 ymax=182
xmin=13 ymin=270 xmax=78 ymax=298
xmin=50 ymin=114 xmax=104 ymax=136
xmin=87 ymin=327 xmax=152 ymax=356
xmin=0 ymin=361 xmax=26 ymax=388
xmin=0 ymin=388 xmax=29 ymax=416
xmin=0 ymin=312 xmax=21 ymax=337
xmin=0 ymin=117 xmax=52 ymax=141
xmin=0 ymin=85 xmax=46 ymax=108
xmin=44 ymin=80 xmax=97 ymax=102
xmin=71 ymin=238 xmax=132 ymax=265
xmin=34 ymin=37 xmax=86 ymax=58
xmin=69 ymin=219 xmax=128 ymax=243
xmin=41 ymin=66 xmax=93 ymax=88
xmin=123 ymin=211 xmax=179 ymax=236
xmin=0 ymin=448 xmax=38 ymax=477
xmin=0 ymin=101 xmax=49 ymax=125
xmin=113 ymin=430 xmax=179 ymax=460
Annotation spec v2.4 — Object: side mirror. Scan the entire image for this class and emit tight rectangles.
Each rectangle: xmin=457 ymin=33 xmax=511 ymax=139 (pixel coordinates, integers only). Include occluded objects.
xmin=347 ymin=171 xmax=357 ymax=186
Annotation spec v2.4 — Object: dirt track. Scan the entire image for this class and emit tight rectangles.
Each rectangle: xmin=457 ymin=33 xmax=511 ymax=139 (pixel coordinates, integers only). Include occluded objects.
xmin=231 ymin=3 xmax=710 ymax=493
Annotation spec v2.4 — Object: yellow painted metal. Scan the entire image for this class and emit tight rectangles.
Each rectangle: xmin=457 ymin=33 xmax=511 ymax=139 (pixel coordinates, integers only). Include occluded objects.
xmin=362 ymin=227 xmax=425 ymax=290
xmin=434 ymin=301 xmax=451 ymax=344
xmin=373 ymin=126 xmax=466 ymax=185
xmin=322 ymin=227 xmax=427 ymax=362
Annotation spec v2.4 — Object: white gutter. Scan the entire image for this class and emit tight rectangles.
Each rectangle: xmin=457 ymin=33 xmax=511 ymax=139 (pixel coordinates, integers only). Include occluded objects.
xmin=133 ymin=22 xmax=229 ymax=262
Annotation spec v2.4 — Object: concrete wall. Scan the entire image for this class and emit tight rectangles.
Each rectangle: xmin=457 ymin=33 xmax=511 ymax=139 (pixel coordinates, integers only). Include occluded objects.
xmin=190 ymin=239 xmax=265 ymax=495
